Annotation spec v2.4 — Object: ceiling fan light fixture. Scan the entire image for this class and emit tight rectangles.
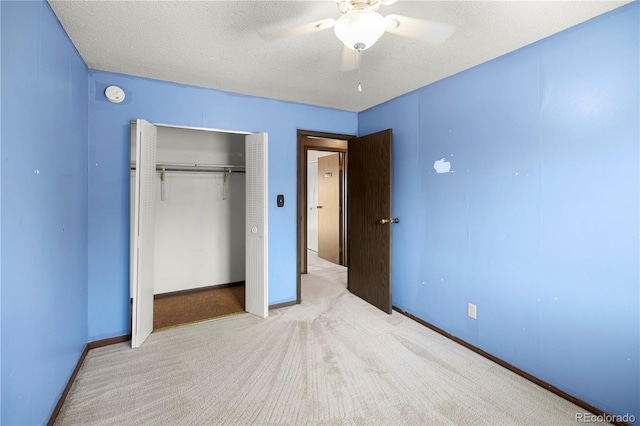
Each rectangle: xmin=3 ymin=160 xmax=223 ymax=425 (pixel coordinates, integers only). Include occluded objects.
xmin=334 ymin=10 xmax=386 ymax=51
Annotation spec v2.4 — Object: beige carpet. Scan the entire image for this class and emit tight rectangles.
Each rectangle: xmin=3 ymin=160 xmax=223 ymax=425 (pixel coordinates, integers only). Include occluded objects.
xmin=56 ymin=252 xmax=592 ymax=425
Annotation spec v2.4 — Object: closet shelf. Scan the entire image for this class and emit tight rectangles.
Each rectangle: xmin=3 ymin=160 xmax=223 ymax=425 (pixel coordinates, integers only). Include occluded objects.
xmin=130 ymin=163 xmax=246 ymax=173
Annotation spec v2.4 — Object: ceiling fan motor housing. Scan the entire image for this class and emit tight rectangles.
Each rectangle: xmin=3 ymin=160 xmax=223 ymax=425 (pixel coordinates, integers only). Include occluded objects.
xmin=334 ymin=9 xmax=387 ymax=50
xmin=337 ymin=0 xmax=382 ymax=15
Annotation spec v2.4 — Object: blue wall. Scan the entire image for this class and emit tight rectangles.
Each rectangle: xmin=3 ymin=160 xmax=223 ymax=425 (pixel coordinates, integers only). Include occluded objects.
xmin=0 ymin=0 xmax=4 ymax=420
xmin=359 ymin=3 xmax=639 ymax=421
xmin=1 ymin=1 xmax=89 ymax=425
xmin=87 ymin=71 xmax=357 ymax=340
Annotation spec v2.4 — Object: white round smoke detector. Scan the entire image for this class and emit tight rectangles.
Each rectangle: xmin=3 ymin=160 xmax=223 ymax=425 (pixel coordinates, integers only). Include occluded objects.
xmin=105 ymin=85 xmax=125 ymax=103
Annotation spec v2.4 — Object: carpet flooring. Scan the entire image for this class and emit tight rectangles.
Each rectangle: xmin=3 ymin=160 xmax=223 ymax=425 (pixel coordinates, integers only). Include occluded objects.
xmin=154 ymin=284 xmax=245 ymax=330
xmin=56 ymin=252 xmax=592 ymax=425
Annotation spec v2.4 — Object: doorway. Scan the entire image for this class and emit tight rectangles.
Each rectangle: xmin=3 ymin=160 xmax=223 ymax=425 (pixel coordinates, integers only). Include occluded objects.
xmin=296 ymin=130 xmax=351 ymax=303
xmin=307 ymin=150 xmax=346 ymax=265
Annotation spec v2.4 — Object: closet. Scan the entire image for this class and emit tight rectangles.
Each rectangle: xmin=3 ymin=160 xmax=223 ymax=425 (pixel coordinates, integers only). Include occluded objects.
xmin=129 ymin=119 xmax=268 ymax=348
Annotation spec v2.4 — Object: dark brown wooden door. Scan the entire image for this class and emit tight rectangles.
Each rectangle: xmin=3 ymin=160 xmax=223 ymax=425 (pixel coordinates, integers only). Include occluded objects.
xmin=347 ymin=129 xmax=393 ymax=314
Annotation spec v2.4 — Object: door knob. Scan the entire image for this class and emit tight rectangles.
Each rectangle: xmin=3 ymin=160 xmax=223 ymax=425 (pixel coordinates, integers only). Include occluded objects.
xmin=380 ymin=218 xmax=400 ymax=224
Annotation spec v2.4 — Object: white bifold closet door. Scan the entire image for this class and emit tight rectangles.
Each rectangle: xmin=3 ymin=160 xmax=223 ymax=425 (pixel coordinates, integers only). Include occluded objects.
xmin=131 ymin=119 xmax=157 ymax=348
xmin=245 ymin=132 xmax=268 ymax=318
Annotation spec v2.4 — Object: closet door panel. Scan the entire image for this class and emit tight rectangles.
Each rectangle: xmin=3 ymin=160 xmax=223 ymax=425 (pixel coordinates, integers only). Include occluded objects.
xmin=245 ymin=132 xmax=268 ymax=318
xmin=131 ymin=119 xmax=157 ymax=348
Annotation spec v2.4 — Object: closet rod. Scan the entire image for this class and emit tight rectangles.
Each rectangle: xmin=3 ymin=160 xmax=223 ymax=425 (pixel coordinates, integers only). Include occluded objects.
xmin=129 ymin=164 xmax=246 ymax=173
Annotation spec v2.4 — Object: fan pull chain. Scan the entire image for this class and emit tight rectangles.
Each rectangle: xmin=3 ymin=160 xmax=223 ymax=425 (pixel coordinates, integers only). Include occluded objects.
xmin=357 ymin=49 xmax=363 ymax=92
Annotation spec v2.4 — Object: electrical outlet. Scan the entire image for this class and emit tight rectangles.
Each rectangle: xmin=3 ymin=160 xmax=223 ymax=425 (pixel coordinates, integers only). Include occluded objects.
xmin=468 ymin=303 xmax=477 ymax=319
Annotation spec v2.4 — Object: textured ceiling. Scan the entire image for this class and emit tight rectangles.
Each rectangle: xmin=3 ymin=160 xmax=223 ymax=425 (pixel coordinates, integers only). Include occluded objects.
xmin=48 ymin=1 xmax=630 ymax=112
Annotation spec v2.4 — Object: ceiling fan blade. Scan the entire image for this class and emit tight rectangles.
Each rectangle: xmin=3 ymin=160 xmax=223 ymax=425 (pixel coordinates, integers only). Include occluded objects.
xmin=260 ymin=18 xmax=336 ymax=42
xmin=384 ymin=14 xmax=455 ymax=44
xmin=339 ymin=45 xmax=361 ymax=72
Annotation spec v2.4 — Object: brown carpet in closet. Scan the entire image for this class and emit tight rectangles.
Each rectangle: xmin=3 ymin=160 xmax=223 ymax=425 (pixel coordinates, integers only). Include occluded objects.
xmin=153 ymin=283 xmax=245 ymax=330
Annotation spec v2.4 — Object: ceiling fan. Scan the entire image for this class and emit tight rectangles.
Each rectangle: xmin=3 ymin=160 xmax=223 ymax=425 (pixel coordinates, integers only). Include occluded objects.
xmin=262 ymin=0 xmax=456 ymax=72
